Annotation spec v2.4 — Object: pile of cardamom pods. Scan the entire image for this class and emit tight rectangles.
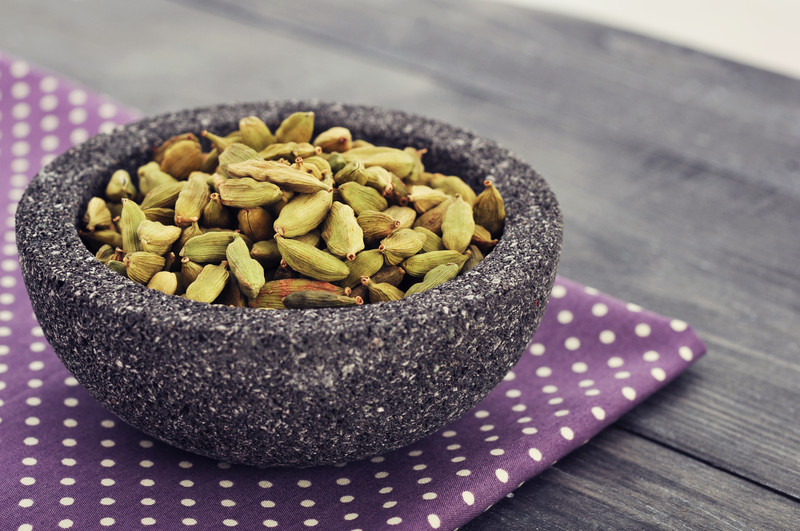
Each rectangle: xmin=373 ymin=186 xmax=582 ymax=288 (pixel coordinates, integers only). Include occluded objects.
xmin=80 ymin=111 xmax=506 ymax=309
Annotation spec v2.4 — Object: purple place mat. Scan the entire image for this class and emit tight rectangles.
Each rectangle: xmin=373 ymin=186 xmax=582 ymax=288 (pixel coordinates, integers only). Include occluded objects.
xmin=0 ymin=53 xmax=706 ymax=531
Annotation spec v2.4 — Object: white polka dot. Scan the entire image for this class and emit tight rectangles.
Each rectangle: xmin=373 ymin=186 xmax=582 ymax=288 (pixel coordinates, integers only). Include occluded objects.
xmin=296 ymin=479 xmax=312 ymax=488
xmin=41 ymin=135 xmax=60 ymax=152
xmin=474 ymin=410 xmax=489 ymax=419
xmin=101 ymin=459 xmax=115 ymax=467
xmin=11 ymin=60 xmax=30 ymax=77
xmin=479 ymin=424 xmax=494 ymax=432
xmin=101 ymin=497 xmax=116 ymax=505
xmin=599 ymin=330 xmax=615 ymax=344
xmin=69 ymin=89 xmax=88 ymax=105
xmin=370 ymin=456 xmax=385 ymax=463
xmin=635 ymin=323 xmax=652 ymax=337
xmin=99 ymin=103 xmax=118 ymax=118
xmin=25 ymin=417 xmax=39 ymax=426
xmin=615 ymin=371 xmax=631 ymax=379
xmin=218 ymin=461 xmax=232 ymax=469
xmin=340 ymin=495 xmax=354 ymax=503
xmin=622 ymin=387 xmax=637 ymax=400
xmin=139 ymin=439 xmax=154 ymax=447
xmin=219 ymin=480 xmax=233 ymax=487
xmin=263 ymin=520 xmax=279 ymax=528
xmin=99 ymin=121 xmax=118 ymax=134
xmin=64 ymin=397 xmax=78 ymax=407
xmin=511 ymin=403 xmax=526 ymax=412
xmin=643 ymin=350 xmax=660 ymax=362
xmin=551 ymin=285 xmax=566 ymax=298
xmin=422 ymin=492 xmax=437 ymax=500
xmin=413 ymin=464 xmax=427 ymax=471
xmin=456 ymin=469 xmax=471 ymax=476
xmin=100 ymin=518 xmax=115 ymax=526
xmin=427 ymin=514 xmax=441 ymax=528
xmin=607 ymin=356 xmax=624 ymax=368
xmin=39 ymin=95 xmax=58 ymax=112
xmin=591 ymin=406 xmax=606 ymax=420
xmin=557 ymin=310 xmax=573 ymax=324
xmin=70 ymin=128 xmax=89 ymax=144
xmin=670 ymin=319 xmax=688 ymax=332
xmin=521 ymin=427 xmax=538 ymax=435
xmin=62 ymin=439 xmax=77 ymax=447
xmin=386 ymin=517 xmax=402 ymax=526
xmin=62 ymin=458 xmax=77 ymax=467
xmin=0 ymin=345 xmax=8 ymax=356
xmin=20 ymin=476 xmax=36 ymax=485
xmin=141 ymin=479 xmax=153 ymax=486
xmin=13 ymin=103 xmax=31 ymax=119
xmin=101 ymin=419 xmax=115 ymax=428
xmin=679 ymin=346 xmax=694 ymax=361
xmin=12 ymin=122 xmax=30 ymax=138
xmin=41 ymin=115 xmax=59 ymax=131
xmin=58 ymin=520 xmax=73 ymax=529
xmin=64 ymin=418 xmax=78 ymax=427
xmin=10 ymin=158 xmax=28 ymax=172
xmin=564 ymin=337 xmax=580 ymax=350
xmin=446 ymin=444 xmax=461 ymax=451
xmin=343 ymin=514 xmax=358 ymax=521
xmin=651 ymin=368 xmax=667 ymax=381
xmin=69 ymin=107 xmax=88 ymax=125
xmin=181 ymin=498 xmax=195 ymax=506
xmin=542 ymin=384 xmax=558 ymax=393
xmin=223 ymin=520 xmax=238 ymax=527
xmin=299 ymin=499 xmax=314 ymax=507
xmin=382 ymin=501 xmax=397 ymax=508
xmin=408 ymin=450 xmax=423 ymax=457
xmin=19 ymin=524 xmax=34 ymax=531
xmin=592 ymin=302 xmax=609 ymax=317
xmin=222 ymin=499 xmax=237 ymax=507
xmin=627 ymin=302 xmax=642 ymax=312
xmin=379 ymin=487 xmax=393 ymax=494
xmin=528 ymin=448 xmax=542 ymax=461
xmin=495 ymin=468 xmax=509 ymax=483
xmin=442 ymin=430 xmax=457 ymax=438
xmin=554 ymin=409 xmax=570 ymax=417
xmin=529 ymin=343 xmax=545 ymax=355
xmin=259 ymin=481 xmax=273 ymax=488
xmin=40 ymin=76 xmax=59 ymax=92
xmin=461 ymin=490 xmax=475 ymax=505
xmin=571 ymin=362 xmax=587 ymax=373
xmin=12 ymin=81 xmax=30 ymax=99
xmin=19 ymin=499 xmax=34 ymax=508
xmin=535 ymin=366 xmax=551 ymax=377
xmin=28 ymin=360 xmax=44 ymax=371
xmin=140 ymin=460 xmax=154 ymax=468
xmin=490 ymin=448 xmax=505 ymax=456
xmin=560 ymin=427 xmax=575 ymax=440
xmin=505 ymin=389 xmax=521 ymax=398
xmin=141 ymin=518 xmax=156 ymax=526
xmin=64 ymin=377 xmax=78 ymax=386
xmin=61 ymin=478 xmax=76 ymax=485
xmin=517 ymin=416 xmax=533 ymax=423
xmin=60 ymin=497 xmax=74 ymax=506
xmin=12 ymin=141 xmax=30 ymax=157
xmin=484 ymin=435 xmax=499 ymax=442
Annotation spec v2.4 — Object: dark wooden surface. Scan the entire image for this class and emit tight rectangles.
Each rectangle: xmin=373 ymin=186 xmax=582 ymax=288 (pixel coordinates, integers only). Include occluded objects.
xmin=2 ymin=0 xmax=799 ymax=528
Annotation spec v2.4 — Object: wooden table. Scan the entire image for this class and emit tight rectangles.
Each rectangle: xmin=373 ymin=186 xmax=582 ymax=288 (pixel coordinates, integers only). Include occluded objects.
xmin=2 ymin=0 xmax=798 ymax=528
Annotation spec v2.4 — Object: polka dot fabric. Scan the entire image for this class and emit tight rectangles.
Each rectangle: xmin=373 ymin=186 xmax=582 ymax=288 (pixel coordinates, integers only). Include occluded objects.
xmin=0 ymin=53 xmax=706 ymax=530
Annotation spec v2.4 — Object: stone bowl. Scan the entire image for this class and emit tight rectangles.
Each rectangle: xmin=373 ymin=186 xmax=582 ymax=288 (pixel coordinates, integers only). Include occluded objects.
xmin=16 ymin=101 xmax=562 ymax=467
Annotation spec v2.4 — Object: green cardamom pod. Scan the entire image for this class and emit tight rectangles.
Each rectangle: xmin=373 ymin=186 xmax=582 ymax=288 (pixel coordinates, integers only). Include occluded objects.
xmin=405 ymin=262 xmax=461 ymax=296
xmin=83 ymin=197 xmax=113 ymax=231
xmin=185 ymin=262 xmax=229 ymax=303
xmin=120 ymin=198 xmax=147 ymax=254
xmin=218 ymin=178 xmax=282 ymax=208
xmin=249 ymin=278 xmax=344 ymax=309
xmin=414 ymin=226 xmax=445 ymax=253
xmin=283 ymin=290 xmax=363 ymax=309
xmin=361 ymin=276 xmax=404 ymax=302
xmin=433 ymin=175 xmax=477 ymax=204
xmin=160 ymin=139 xmax=204 ymax=180
xmin=383 ymin=205 xmax=417 ymax=230
xmin=201 ymin=193 xmax=232 ymax=229
xmin=180 ymin=256 xmax=204 ymax=286
xmin=472 ymin=223 xmax=499 ymax=252
xmin=173 ymin=221 xmax=203 ymax=256
xmin=363 ymin=166 xmax=394 ymax=195
xmin=217 ymin=276 xmax=247 ymax=307
xmin=147 ymin=271 xmax=179 ymax=295
xmin=154 ymin=133 xmax=199 ymax=164
xmin=95 ymin=244 xmax=115 ymax=264
xmin=313 ymin=126 xmax=352 ymax=153
xmin=412 ymin=197 xmax=454 ymax=234
xmin=295 ymin=229 xmax=322 ymax=248
xmin=321 ymin=201 xmax=364 ymax=260
xmin=137 ymin=220 xmax=182 ymax=256
xmin=218 ymin=143 xmax=262 ymax=178
xmin=357 ymin=210 xmax=401 ymax=242
xmin=80 ymin=230 xmax=122 ymax=252
xmin=327 ymin=152 xmax=347 ymax=174
xmin=379 ymin=228 xmax=427 ymax=266
xmin=351 ymin=139 xmax=374 ymax=149
xmin=275 ymin=111 xmax=315 ymax=143
xmin=301 ymin=156 xmax=332 ymax=181
xmin=333 ymin=160 xmax=369 ymax=187
xmin=339 ymin=181 xmax=388 ymax=215
xmin=371 ymin=265 xmax=406 ymax=287
xmin=462 ymin=244 xmax=485 ymax=273
xmin=473 ymin=180 xmax=506 ymax=236
xmin=401 ymin=250 xmax=468 ymax=277
xmin=226 ymin=236 xmax=266 ymax=299
xmin=387 ymin=172 xmax=410 ymax=206
xmin=237 ymin=207 xmax=274 ymax=242
xmin=228 ymin=160 xmax=332 ymax=193
xmin=442 ymin=194 xmax=475 ymax=253
xmin=137 ymin=161 xmax=178 ymax=196
xmin=143 ymin=207 xmax=176 ymax=225
xmin=140 ymin=181 xmax=186 ymax=210
xmin=273 ymin=189 xmax=332 ymax=237
xmin=409 ymin=185 xmax=451 ymax=213
xmin=250 ymin=239 xmax=281 ymax=269
xmin=201 ymin=130 xmax=240 ymax=152
xmin=200 ymin=148 xmax=220 ymax=174
xmin=403 ymin=147 xmax=426 ymax=184
xmin=341 ymin=248 xmax=384 ymax=288
xmin=107 ymin=259 xmax=127 ymax=277
xmin=341 ymin=147 xmax=416 ymax=179
xmin=275 ymin=235 xmax=350 ymax=282
xmin=124 ymin=251 xmax=166 ymax=284
xmin=105 ymin=169 xmax=137 ymax=202
xmin=180 ymin=231 xmax=242 ymax=263
xmin=239 ymin=116 xmax=275 ymax=151
xmin=174 ymin=172 xmax=211 ymax=227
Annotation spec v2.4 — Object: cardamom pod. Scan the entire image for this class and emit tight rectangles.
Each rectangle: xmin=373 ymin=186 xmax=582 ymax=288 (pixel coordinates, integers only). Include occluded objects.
xmin=371 ymin=265 xmax=406 ymax=287
xmin=83 ymin=197 xmax=113 ymax=231
xmin=351 ymin=139 xmax=374 ymax=149
xmin=360 ymin=276 xmax=404 ymax=302
xmin=357 ymin=210 xmax=400 ymax=242
xmin=339 ymin=181 xmax=388 ymax=215
xmin=341 ymin=248 xmax=384 ymax=288
xmin=249 ymin=278 xmax=344 ymax=309
xmin=105 ymin=169 xmax=137 ymax=202
xmin=383 ymin=205 xmax=417 ymax=230
xmin=218 ymin=143 xmax=262 ymax=178
xmin=333 ymin=160 xmax=369 ymax=187
xmin=283 ymin=290 xmax=363 ymax=309
xmin=472 ymin=224 xmax=499 ymax=252
xmin=295 ymin=229 xmax=322 ymax=248
xmin=140 ymin=181 xmax=186 ymax=210
xmin=95 ymin=244 xmax=115 ymax=264
xmin=250 ymin=239 xmax=281 ymax=268
xmin=272 ymin=259 xmax=297 ymax=281
xmin=408 ymin=185 xmax=450 ymax=213
xmin=405 ymin=262 xmax=461 ymax=296
xmin=200 ymin=148 xmax=220 ymax=174
xmin=137 ymin=161 xmax=178 ymax=196
xmin=217 ymin=275 xmax=247 ymax=307
xmin=120 ymin=198 xmax=147 ymax=254
xmin=218 ymin=178 xmax=282 ymax=208
xmin=414 ymin=226 xmax=445 ymax=253
xmin=433 ymin=175 xmax=477 ymax=204
xmin=273 ymin=189 xmax=332 ymax=237
xmin=202 ymin=193 xmax=233 ymax=229
xmin=80 ymin=230 xmax=123 ymax=252
xmin=379 ymin=228 xmax=427 ymax=266
xmin=124 ymin=251 xmax=166 ymax=284
xmin=107 ymin=259 xmax=127 ymax=277
xmin=174 ymin=172 xmax=211 ymax=227
xmin=341 ymin=147 xmax=416 ymax=179
xmin=401 ymin=250 xmax=468 ymax=277
xmin=137 ymin=220 xmax=182 ymax=256
xmin=441 ymin=194 xmax=475 ymax=253
xmin=259 ymin=142 xmax=321 ymax=161
xmin=403 ymin=147 xmax=426 ymax=184
xmin=226 ymin=236 xmax=266 ymax=299
xmin=228 ymin=160 xmax=332 ymax=193
xmin=160 ymin=139 xmax=204 ymax=180
xmin=147 ymin=271 xmax=179 ymax=295
xmin=321 ymin=201 xmax=364 ymax=260
xmin=142 ymin=206 xmax=174 ymax=225
xmin=412 ymin=197 xmax=454 ymax=234
xmin=237 ymin=207 xmax=273 ymax=242
xmin=327 ymin=152 xmax=347 ymax=174
xmin=313 ymin=126 xmax=352 ymax=153
xmin=301 ymin=156 xmax=332 ymax=181
xmin=173 ymin=221 xmax=203 ymax=256
xmin=275 ymin=111 xmax=315 ymax=143
xmin=462 ymin=244 xmax=485 ymax=273
xmin=180 ymin=256 xmax=204 ymax=286
xmin=473 ymin=180 xmax=506 ymax=236
xmin=275 ymin=235 xmax=350 ymax=282
xmin=180 ymin=231 xmax=242 ymax=263
xmin=185 ymin=262 xmax=229 ymax=303
xmin=363 ymin=166 xmax=394 ymax=195
xmin=386 ymin=172 xmax=410 ymax=206
xmin=201 ymin=130 xmax=240 ymax=152
xmin=239 ymin=116 xmax=275 ymax=151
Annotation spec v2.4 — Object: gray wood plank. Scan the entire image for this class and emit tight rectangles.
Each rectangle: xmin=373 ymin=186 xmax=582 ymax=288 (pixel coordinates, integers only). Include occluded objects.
xmin=463 ymin=427 xmax=800 ymax=530
xmin=1 ymin=0 xmax=799 ymax=517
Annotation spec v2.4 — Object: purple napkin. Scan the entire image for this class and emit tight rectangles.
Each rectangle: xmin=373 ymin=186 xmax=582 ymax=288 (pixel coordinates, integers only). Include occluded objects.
xmin=0 ymin=53 xmax=706 ymax=531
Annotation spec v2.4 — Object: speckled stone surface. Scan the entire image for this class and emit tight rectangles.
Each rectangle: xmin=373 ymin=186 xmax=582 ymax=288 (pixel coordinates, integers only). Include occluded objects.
xmin=15 ymin=101 xmax=562 ymax=467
